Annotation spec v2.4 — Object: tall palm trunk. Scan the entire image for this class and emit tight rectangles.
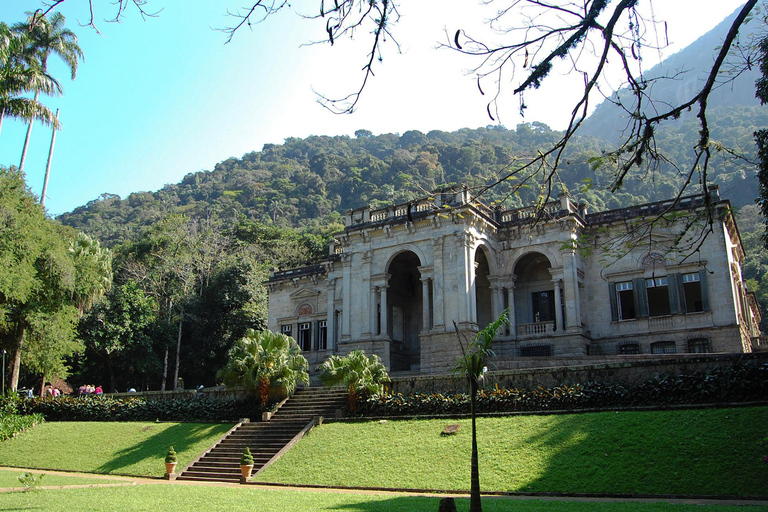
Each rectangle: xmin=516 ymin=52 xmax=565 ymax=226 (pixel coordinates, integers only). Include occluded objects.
xmin=172 ymin=315 xmax=183 ymax=389
xmin=0 ymin=111 xmax=5 ymax=139
xmin=161 ymin=347 xmax=168 ymax=392
xmin=18 ymin=90 xmax=40 ymax=173
xmin=41 ymin=108 xmax=59 ymax=207
xmin=469 ymin=377 xmax=482 ymax=512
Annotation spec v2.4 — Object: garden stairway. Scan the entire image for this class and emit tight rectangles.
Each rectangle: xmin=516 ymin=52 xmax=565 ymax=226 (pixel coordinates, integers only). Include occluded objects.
xmin=176 ymin=387 xmax=348 ymax=483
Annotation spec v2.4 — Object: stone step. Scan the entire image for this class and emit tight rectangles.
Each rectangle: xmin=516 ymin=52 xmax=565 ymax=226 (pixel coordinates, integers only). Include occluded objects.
xmin=178 ymin=387 xmax=348 ymax=483
xmin=177 ymin=473 xmax=241 ymax=483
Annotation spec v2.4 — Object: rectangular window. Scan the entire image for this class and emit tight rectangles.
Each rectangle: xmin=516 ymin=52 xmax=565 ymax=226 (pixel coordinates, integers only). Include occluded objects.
xmin=298 ymin=322 xmax=311 ymax=351
xmin=682 ymin=273 xmax=704 ymax=312
xmin=317 ymin=320 xmax=327 ymax=350
xmin=651 ymin=341 xmax=676 ymax=354
xmin=280 ymin=324 xmax=292 ymax=337
xmin=619 ymin=343 xmax=641 ymax=355
xmin=687 ymin=338 xmax=710 ymax=353
xmin=520 ymin=344 xmax=554 ymax=357
xmin=616 ymin=281 xmax=636 ymax=320
xmin=646 ymin=277 xmax=671 ymax=317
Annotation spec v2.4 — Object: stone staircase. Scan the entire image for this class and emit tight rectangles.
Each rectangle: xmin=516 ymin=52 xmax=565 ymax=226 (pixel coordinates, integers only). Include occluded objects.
xmin=176 ymin=387 xmax=348 ymax=483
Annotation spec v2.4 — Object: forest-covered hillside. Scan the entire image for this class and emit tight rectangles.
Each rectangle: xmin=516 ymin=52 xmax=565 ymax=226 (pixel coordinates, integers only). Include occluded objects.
xmin=59 ymin=106 xmax=763 ymax=246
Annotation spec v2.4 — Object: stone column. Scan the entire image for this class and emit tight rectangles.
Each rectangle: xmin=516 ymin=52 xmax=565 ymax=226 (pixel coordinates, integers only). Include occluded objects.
xmin=326 ymin=278 xmax=336 ymax=348
xmin=341 ymin=253 xmax=352 ymax=339
xmin=553 ymin=280 xmax=563 ymax=331
xmin=489 ymin=276 xmax=503 ymax=323
xmin=457 ymin=232 xmax=475 ymax=326
xmin=562 ymin=240 xmax=583 ymax=330
xmin=421 ymin=277 xmax=431 ymax=331
xmin=370 ymin=286 xmax=380 ymax=336
xmin=506 ymin=282 xmax=516 ymax=339
xmin=432 ymin=237 xmax=446 ymax=328
xmin=380 ymin=285 xmax=389 ymax=339
xmin=549 ymin=268 xmax=564 ymax=332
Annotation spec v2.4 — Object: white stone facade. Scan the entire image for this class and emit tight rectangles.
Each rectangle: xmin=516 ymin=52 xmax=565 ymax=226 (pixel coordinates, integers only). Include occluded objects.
xmin=267 ymin=186 xmax=762 ymax=374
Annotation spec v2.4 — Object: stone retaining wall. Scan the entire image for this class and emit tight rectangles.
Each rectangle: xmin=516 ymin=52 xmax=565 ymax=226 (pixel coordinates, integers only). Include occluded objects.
xmin=389 ymin=352 xmax=768 ymax=395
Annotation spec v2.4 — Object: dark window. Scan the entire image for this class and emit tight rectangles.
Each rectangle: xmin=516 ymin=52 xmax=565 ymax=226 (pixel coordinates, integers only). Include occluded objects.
xmin=616 ymin=281 xmax=636 ymax=320
xmin=520 ymin=344 xmax=554 ymax=357
xmin=619 ymin=343 xmax=641 ymax=355
xmin=298 ymin=322 xmax=311 ymax=351
xmin=682 ymin=273 xmax=704 ymax=312
xmin=532 ymin=291 xmax=555 ymax=323
xmin=650 ymin=341 xmax=676 ymax=354
xmin=317 ymin=320 xmax=327 ymax=350
xmin=280 ymin=324 xmax=292 ymax=337
xmin=646 ymin=277 xmax=671 ymax=317
xmin=687 ymin=338 xmax=710 ymax=353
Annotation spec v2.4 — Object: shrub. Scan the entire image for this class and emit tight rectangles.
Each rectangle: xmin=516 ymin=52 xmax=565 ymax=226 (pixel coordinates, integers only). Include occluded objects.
xmin=357 ymin=363 xmax=768 ymax=416
xmin=241 ymin=447 xmax=254 ymax=466
xmin=165 ymin=446 xmax=177 ymax=464
xmin=13 ymin=396 xmax=263 ymax=422
xmin=0 ymin=413 xmax=45 ymax=442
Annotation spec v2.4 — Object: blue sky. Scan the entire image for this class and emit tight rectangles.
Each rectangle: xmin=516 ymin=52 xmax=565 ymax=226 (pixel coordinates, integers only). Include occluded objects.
xmin=0 ymin=1 xmax=747 ymax=216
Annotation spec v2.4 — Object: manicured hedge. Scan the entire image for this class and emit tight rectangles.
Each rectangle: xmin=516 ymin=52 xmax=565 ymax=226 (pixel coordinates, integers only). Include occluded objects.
xmin=358 ymin=363 xmax=768 ymax=416
xmin=0 ymin=395 xmax=262 ymax=423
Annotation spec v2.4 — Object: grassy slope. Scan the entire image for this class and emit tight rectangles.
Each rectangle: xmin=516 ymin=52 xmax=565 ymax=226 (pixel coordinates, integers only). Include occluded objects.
xmin=0 ymin=470 xmax=124 ymax=488
xmin=255 ymin=407 xmax=768 ymax=496
xmin=1 ymin=485 xmax=767 ymax=512
xmin=0 ymin=422 xmax=233 ymax=477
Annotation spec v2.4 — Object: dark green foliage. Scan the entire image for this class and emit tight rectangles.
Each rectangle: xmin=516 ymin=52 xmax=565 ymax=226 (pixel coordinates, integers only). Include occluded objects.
xmin=6 ymin=395 xmax=263 ymax=422
xmin=0 ymin=413 xmax=44 ymax=442
xmin=165 ymin=446 xmax=177 ymax=464
xmin=358 ymin=363 xmax=768 ymax=416
xmin=240 ymin=447 xmax=254 ymax=466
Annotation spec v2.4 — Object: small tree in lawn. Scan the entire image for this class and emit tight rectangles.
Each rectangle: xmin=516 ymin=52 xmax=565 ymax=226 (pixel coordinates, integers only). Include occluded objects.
xmin=319 ymin=350 xmax=389 ymax=412
xmin=454 ymin=310 xmax=509 ymax=512
xmin=218 ymin=329 xmax=309 ymax=407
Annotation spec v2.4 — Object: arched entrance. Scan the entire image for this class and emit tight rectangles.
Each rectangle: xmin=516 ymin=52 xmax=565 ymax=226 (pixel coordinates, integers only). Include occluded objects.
xmin=387 ymin=251 xmax=422 ymax=372
xmin=475 ymin=247 xmax=492 ymax=328
xmin=513 ymin=252 xmax=556 ymax=334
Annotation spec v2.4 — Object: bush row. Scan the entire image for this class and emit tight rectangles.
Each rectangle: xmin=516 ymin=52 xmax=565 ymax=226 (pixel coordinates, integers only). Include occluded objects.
xmin=358 ymin=363 xmax=768 ymax=416
xmin=0 ymin=414 xmax=45 ymax=442
xmin=0 ymin=395 xmax=263 ymax=423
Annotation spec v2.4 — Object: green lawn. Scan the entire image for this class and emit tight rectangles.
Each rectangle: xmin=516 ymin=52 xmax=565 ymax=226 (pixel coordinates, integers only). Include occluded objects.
xmin=0 ymin=470 xmax=124 ymax=488
xmin=0 ymin=422 xmax=233 ymax=477
xmin=0 ymin=484 xmax=766 ymax=512
xmin=255 ymin=407 xmax=768 ymax=496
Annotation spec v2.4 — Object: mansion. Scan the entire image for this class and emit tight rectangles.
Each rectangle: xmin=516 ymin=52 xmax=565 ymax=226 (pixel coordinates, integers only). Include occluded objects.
xmin=267 ymin=186 xmax=762 ymax=374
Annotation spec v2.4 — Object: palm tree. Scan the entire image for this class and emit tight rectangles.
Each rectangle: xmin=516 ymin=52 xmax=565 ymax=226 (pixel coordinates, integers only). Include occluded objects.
xmin=69 ymin=231 xmax=113 ymax=315
xmin=218 ymin=329 xmax=309 ymax=407
xmin=0 ymin=22 xmax=61 ymax=138
xmin=454 ymin=310 xmax=509 ymax=512
xmin=319 ymin=350 xmax=389 ymax=412
xmin=12 ymin=12 xmax=82 ymax=172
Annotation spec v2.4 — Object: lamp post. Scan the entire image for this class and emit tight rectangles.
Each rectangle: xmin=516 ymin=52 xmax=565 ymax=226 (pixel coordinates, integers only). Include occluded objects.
xmin=2 ymin=349 xmax=5 ymax=396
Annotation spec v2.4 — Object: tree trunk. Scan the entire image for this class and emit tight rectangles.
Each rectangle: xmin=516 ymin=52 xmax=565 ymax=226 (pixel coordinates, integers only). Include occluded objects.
xmin=173 ymin=315 xmax=183 ymax=389
xmin=9 ymin=321 xmax=25 ymax=392
xmin=108 ymin=355 xmax=116 ymax=393
xmin=19 ymin=90 xmax=40 ymax=173
xmin=41 ymin=108 xmax=59 ymax=208
xmin=160 ymin=346 xmax=168 ymax=392
xmin=469 ymin=377 xmax=482 ymax=512
xmin=259 ymin=378 xmax=269 ymax=408
xmin=0 ymin=111 xmax=5 ymax=139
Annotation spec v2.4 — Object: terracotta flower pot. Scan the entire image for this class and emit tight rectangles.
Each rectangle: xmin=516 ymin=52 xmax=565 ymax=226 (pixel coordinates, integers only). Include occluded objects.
xmin=165 ymin=462 xmax=177 ymax=474
xmin=240 ymin=464 xmax=254 ymax=479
